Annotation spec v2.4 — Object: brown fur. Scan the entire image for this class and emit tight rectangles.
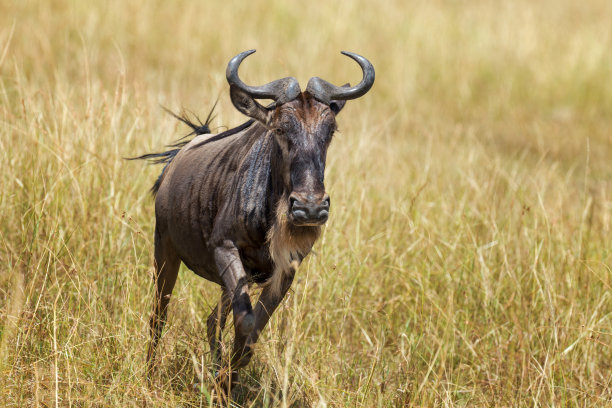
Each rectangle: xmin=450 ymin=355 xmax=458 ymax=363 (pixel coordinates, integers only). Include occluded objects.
xmin=266 ymin=194 xmax=321 ymax=297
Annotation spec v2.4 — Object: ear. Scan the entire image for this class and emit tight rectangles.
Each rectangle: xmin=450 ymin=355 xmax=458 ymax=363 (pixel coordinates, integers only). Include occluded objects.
xmin=329 ymin=83 xmax=350 ymax=115
xmin=230 ymin=85 xmax=272 ymax=124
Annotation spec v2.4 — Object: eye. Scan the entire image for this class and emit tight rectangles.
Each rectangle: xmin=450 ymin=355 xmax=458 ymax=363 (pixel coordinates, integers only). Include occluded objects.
xmin=274 ymin=128 xmax=283 ymax=135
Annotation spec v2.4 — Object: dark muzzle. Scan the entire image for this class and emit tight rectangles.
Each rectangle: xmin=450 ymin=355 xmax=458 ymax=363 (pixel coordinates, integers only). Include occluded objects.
xmin=289 ymin=194 xmax=330 ymax=226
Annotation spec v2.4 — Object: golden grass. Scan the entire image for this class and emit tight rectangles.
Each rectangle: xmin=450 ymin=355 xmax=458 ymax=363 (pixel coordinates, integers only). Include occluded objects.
xmin=1 ymin=0 xmax=611 ymax=406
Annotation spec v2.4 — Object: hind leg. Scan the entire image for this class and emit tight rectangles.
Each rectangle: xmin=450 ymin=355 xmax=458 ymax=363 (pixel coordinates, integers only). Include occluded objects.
xmin=146 ymin=226 xmax=180 ymax=379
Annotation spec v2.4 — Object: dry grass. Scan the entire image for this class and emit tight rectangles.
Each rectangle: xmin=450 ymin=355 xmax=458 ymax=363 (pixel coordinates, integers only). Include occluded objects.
xmin=1 ymin=0 xmax=611 ymax=406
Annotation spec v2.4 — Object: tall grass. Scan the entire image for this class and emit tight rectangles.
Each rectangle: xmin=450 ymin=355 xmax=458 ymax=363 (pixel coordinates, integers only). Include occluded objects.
xmin=1 ymin=0 xmax=611 ymax=406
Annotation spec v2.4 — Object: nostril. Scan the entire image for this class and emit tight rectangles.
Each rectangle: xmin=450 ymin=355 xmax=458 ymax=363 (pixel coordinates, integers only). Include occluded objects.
xmin=289 ymin=195 xmax=308 ymax=220
xmin=288 ymin=193 xmax=331 ymax=223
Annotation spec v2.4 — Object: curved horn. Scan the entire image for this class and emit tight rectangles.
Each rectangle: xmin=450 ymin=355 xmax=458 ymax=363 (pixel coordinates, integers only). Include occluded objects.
xmin=305 ymin=51 xmax=375 ymax=104
xmin=226 ymin=50 xmax=301 ymax=104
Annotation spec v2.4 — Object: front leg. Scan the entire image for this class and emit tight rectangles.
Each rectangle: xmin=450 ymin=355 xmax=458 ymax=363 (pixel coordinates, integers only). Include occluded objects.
xmin=213 ymin=241 xmax=255 ymax=369
xmin=234 ymin=266 xmax=296 ymax=368
xmin=206 ymin=289 xmax=231 ymax=371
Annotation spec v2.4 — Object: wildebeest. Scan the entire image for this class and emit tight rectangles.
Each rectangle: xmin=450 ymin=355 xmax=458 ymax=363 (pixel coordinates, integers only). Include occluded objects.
xmin=136 ymin=50 xmax=374 ymax=386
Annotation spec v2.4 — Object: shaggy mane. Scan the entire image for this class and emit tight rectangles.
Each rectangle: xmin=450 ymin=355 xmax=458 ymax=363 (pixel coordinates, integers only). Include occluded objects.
xmin=266 ymin=195 xmax=321 ymax=297
xmin=127 ymin=103 xmax=253 ymax=195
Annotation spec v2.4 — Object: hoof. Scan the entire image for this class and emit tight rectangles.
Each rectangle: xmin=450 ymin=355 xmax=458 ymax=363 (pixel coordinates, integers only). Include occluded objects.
xmin=192 ymin=377 xmax=233 ymax=405
xmin=214 ymin=369 xmax=240 ymax=388
xmin=191 ymin=382 xmax=204 ymax=393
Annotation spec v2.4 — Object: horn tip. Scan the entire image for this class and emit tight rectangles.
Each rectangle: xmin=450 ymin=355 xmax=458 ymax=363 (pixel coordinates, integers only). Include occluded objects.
xmin=233 ymin=49 xmax=256 ymax=59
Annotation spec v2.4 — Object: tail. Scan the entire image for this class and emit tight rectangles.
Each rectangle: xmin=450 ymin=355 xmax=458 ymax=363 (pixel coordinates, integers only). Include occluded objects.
xmin=127 ymin=103 xmax=216 ymax=195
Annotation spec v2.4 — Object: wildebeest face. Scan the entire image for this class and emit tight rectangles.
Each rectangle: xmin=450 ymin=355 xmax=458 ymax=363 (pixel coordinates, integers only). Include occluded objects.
xmin=226 ymin=50 xmax=373 ymax=226
xmin=270 ymin=94 xmax=346 ymax=226
xmin=230 ymin=87 xmax=345 ymax=226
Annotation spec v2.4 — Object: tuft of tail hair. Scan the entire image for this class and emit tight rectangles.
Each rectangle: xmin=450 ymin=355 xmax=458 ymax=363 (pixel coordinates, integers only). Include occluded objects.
xmin=127 ymin=103 xmax=216 ymax=195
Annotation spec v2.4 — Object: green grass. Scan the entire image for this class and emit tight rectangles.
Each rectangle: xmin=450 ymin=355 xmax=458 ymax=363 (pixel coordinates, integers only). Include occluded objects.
xmin=1 ymin=0 xmax=611 ymax=406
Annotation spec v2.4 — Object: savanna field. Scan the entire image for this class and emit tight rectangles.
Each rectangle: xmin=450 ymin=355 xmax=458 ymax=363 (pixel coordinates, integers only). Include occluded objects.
xmin=1 ymin=0 xmax=611 ymax=406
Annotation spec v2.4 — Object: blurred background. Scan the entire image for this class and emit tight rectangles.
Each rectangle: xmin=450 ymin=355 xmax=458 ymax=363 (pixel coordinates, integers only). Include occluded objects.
xmin=1 ymin=0 xmax=611 ymax=406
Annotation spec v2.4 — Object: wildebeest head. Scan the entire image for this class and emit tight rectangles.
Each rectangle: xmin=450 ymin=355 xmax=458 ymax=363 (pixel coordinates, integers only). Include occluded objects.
xmin=227 ymin=50 xmax=374 ymax=226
